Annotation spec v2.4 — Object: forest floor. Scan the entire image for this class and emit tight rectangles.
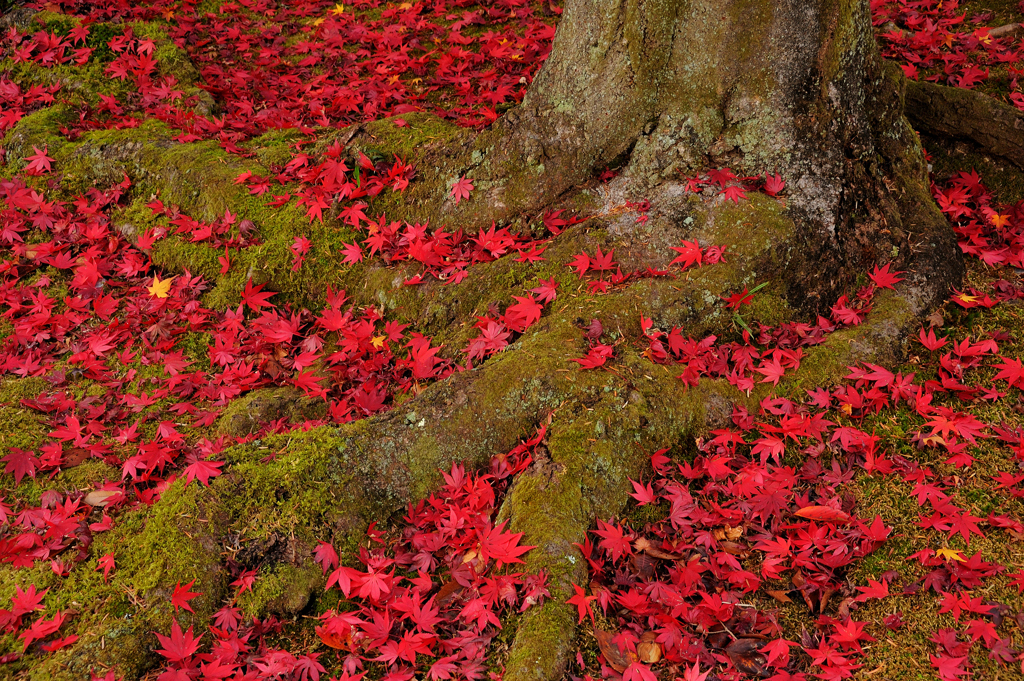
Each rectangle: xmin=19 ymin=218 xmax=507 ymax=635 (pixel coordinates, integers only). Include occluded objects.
xmin=3 ymin=1 xmax=1024 ymax=680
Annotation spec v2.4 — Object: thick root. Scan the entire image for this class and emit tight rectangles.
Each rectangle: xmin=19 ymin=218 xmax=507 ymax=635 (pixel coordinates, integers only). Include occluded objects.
xmin=905 ymin=79 xmax=1024 ymax=170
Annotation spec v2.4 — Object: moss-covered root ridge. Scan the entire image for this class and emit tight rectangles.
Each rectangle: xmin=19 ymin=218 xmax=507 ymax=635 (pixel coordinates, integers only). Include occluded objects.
xmin=495 ymin=289 xmax=920 ymax=681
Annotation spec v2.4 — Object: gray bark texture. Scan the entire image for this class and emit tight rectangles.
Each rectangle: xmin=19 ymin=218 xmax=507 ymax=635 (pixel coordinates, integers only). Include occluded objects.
xmin=448 ymin=0 xmax=963 ymax=311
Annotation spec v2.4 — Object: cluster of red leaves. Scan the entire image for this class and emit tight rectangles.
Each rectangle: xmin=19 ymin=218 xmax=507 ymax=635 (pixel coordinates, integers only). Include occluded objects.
xmin=0 ymin=583 xmax=77 ymax=662
xmin=312 ymin=430 xmax=546 ymax=679
xmin=0 ymin=76 xmax=60 ymax=136
xmin=932 ymin=168 xmax=1024 ymax=308
xmin=566 ymin=160 xmax=1024 ymax=678
xmin=234 ymin=142 xmax=413 ymax=226
xmin=872 ymin=0 xmax=1024 ymax=106
xmin=354 ymin=218 xmax=555 ymax=287
xmin=464 ymin=278 xmax=556 ymax=363
xmin=149 ymin=431 xmax=545 ymax=681
xmin=0 ymin=170 xmax=459 ymax=572
xmin=679 ymin=169 xmax=786 ymax=204
xmin=639 ymin=279 xmax=879 ymax=392
xmin=565 ymin=244 xmax=684 ymax=298
xmin=5 ymin=0 xmax=1024 ymax=676
xmin=574 ymin=312 xmax=1024 ymax=679
xmin=20 ymin=0 xmax=557 ymax=137
xmin=570 ymin=395 xmax=892 ymax=681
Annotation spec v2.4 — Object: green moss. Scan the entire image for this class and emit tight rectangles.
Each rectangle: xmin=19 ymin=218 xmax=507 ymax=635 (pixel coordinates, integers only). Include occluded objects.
xmin=216 ymin=387 xmax=328 ymax=437
xmin=350 ymin=112 xmax=465 ymax=165
xmin=238 ymin=563 xmax=322 ymax=617
xmin=504 ymin=601 xmax=578 ymax=681
xmin=0 ymin=105 xmax=76 ymax=172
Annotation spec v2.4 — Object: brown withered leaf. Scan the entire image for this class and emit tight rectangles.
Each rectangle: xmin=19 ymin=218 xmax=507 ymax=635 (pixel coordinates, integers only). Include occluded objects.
xmin=638 ymin=631 xmax=662 ymax=664
xmin=633 ymin=536 xmax=683 ymax=561
xmin=594 ymin=628 xmax=634 ymax=673
xmin=630 ymin=552 xmax=657 ymax=581
xmin=718 ymin=541 xmax=750 ymax=558
xmin=435 ymin=580 xmax=463 ymax=606
xmin=766 ymin=589 xmax=793 ymax=604
xmin=62 ymin=447 xmax=90 ymax=468
xmin=725 ymin=638 xmax=769 ymax=678
xmin=836 ymin=596 xmax=855 ymax=620
xmin=84 ymin=490 xmax=120 ymax=507
xmin=819 ymin=587 xmax=835 ymax=613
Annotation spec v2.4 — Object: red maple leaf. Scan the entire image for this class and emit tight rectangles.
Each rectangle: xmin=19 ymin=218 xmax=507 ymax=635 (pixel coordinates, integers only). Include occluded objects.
xmin=170 ymin=580 xmax=201 ymax=613
xmin=183 ymin=457 xmax=224 ymax=486
xmin=669 ymin=239 xmax=703 ymax=270
xmin=571 ymin=343 xmax=614 ymax=369
xmin=868 ymin=263 xmax=906 ymax=290
xmin=566 ymin=583 xmax=597 ymax=623
xmin=918 ymin=327 xmax=948 ymax=351
xmin=764 ymin=173 xmax=785 ymax=196
xmin=628 ymin=479 xmax=656 ymax=505
xmin=155 ymin=618 xmax=202 ymax=663
xmin=530 ymin=277 xmax=559 ymax=304
xmin=24 ymin=146 xmax=54 ymax=175
xmin=451 ymin=176 xmax=474 ymax=204
xmin=240 ymin=279 xmax=276 ymax=312
xmin=589 ymin=246 xmax=617 ymax=271
xmin=929 ymin=654 xmax=969 ymax=680
xmin=855 ymin=578 xmax=889 ymax=602
xmin=995 ymin=356 xmax=1024 ymax=388
xmin=504 ymin=295 xmax=544 ymax=333
xmin=314 ymin=542 xmax=339 ymax=574
xmin=723 ymin=287 xmax=754 ymax=311
xmin=3 ymin=448 xmax=38 ymax=484
xmin=97 ymin=553 xmax=115 ymax=583
xmin=720 ymin=185 xmax=747 ymax=203
xmin=567 ymin=252 xmax=590 ymax=278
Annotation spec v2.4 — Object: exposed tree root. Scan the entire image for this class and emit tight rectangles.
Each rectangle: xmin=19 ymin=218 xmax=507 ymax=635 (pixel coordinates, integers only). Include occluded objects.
xmin=904 ymin=79 xmax=1024 ymax=170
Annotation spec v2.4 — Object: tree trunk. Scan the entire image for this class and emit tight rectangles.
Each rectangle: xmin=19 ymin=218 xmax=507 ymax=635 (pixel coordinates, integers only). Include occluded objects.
xmin=435 ymin=0 xmax=961 ymax=310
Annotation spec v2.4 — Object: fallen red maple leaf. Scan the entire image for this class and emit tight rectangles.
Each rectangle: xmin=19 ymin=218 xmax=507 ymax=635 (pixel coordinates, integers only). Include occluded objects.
xmin=170 ymin=580 xmax=201 ymax=613
xmin=451 ymin=176 xmax=474 ymax=204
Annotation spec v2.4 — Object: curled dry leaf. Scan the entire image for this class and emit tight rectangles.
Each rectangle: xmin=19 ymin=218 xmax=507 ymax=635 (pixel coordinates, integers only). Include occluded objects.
xmin=718 ymin=541 xmax=750 ymax=558
xmin=594 ymin=627 xmax=634 ymax=673
xmin=724 ymin=638 xmax=769 ymax=678
xmin=83 ymin=490 xmax=120 ymax=507
xmin=633 ymin=536 xmax=683 ymax=561
xmin=638 ymin=631 xmax=662 ymax=664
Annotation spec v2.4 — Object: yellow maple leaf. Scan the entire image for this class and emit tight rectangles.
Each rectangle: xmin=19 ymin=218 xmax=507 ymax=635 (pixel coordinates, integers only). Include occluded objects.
xmin=329 ymin=3 xmax=345 ymax=15
xmin=147 ymin=275 xmax=174 ymax=299
xmin=936 ymin=547 xmax=965 ymax=562
xmin=955 ymin=293 xmax=979 ymax=305
xmin=371 ymin=335 xmax=387 ymax=349
xmin=991 ymin=213 xmax=1011 ymax=228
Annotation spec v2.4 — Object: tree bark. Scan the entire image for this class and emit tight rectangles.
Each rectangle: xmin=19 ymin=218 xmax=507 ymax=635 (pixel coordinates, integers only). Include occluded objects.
xmin=905 ymin=78 xmax=1024 ymax=170
xmin=438 ymin=0 xmax=962 ymax=310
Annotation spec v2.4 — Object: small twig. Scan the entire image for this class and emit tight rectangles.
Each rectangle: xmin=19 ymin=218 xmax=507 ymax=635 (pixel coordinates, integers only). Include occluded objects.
xmin=989 ymin=22 xmax=1023 ymax=39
